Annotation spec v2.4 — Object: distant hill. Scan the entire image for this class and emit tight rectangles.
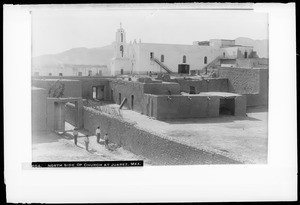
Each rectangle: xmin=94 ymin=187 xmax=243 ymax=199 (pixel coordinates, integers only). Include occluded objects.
xmin=32 ymin=37 xmax=268 ymax=68
xmin=235 ymin=37 xmax=268 ymax=58
xmin=32 ymin=44 xmax=114 ymax=67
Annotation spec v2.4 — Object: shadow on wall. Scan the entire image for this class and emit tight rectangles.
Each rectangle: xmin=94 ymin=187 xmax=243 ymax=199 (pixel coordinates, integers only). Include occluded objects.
xmin=160 ymin=115 xmax=261 ymax=125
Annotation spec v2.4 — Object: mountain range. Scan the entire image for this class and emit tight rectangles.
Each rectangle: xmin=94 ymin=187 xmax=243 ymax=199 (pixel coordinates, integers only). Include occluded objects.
xmin=32 ymin=37 xmax=268 ymax=68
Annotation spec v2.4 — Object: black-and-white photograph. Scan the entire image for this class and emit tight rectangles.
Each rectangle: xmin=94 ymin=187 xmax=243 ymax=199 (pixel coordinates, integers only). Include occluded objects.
xmin=4 ymin=3 xmax=297 ymax=203
xmin=31 ymin=6 xmax=269 ymax=165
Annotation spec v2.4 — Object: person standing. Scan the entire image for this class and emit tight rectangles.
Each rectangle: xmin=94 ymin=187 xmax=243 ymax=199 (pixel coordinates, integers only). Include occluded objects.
xmin=84 ymin=135 xmax=90 ymax=151
xmin=104 ymin=133 xmax=109 ymax=150
xmin=95 ymin=126 xmax=101 ymax=143
xmin=73 ymin=127 xmax=78 ymax=145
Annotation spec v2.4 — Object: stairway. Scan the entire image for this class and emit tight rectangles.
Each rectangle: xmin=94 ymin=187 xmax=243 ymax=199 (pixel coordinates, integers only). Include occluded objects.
xmin=202 ymin=56 xmax=221 ymax=71
xmin=152 ymin=57 xmax=173 ymax=74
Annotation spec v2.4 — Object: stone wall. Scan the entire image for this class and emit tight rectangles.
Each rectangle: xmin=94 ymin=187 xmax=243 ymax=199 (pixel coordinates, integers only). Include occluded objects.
xmin=65 ymin=104 xmax=242 ymax=165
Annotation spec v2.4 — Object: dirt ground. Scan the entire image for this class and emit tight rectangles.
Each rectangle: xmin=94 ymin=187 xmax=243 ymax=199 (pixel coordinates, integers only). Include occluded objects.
xmin=32 ymin=125 xmax=151 ymax=165
xmin=120 ymin=106 xmax=268 ymax=164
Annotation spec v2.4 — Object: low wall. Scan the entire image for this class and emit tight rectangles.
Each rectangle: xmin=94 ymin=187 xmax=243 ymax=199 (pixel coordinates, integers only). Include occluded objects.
xmin=65 ymin=104 xmax=241 ymax=165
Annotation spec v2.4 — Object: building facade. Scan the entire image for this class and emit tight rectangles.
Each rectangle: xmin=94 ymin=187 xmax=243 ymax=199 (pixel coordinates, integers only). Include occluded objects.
xmin=110 ymin=25 xmax=258 ymax=76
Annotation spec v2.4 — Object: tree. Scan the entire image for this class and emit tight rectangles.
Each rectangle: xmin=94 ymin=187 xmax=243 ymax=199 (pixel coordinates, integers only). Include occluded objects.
xmin=48 ymin=80 xmax=65 ymax=98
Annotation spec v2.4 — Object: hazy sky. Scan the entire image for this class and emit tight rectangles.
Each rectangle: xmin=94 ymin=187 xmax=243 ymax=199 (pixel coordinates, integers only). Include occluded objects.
xmin=32 ymin=8 xmax=268 ymax=57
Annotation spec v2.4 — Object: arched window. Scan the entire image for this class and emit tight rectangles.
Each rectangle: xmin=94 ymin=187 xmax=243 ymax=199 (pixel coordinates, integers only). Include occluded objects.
xmin=223 ymin=52 xmax=226 ymax=58
xmin=161 ymin=55 xmax=164 ymax=62
xmin=120 ymin=45 xmax=124 ymax=57
xmin=183 ymin=55 xmax=186 ymax=63
xmin=121 ymin=33 xmax=123 ymax=42
xmin=204 ymin=56 xmax=207 ymax=64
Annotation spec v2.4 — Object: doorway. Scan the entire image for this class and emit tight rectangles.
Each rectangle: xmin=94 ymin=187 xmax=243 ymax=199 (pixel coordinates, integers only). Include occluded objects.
xmin=131 ymin=95 xmax=134 ymax=110
xmin=219 ymin=98 xmax=235 ymax=115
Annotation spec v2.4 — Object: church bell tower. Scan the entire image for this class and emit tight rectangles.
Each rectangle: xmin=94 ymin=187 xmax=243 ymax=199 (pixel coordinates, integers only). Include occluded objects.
xmin=110 ymin=23 xmax=131 ymax=75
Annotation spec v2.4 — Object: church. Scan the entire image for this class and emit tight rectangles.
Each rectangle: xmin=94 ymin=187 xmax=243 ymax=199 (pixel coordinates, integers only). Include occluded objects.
xmin=110 ymin=23 xmax=256 ymax=76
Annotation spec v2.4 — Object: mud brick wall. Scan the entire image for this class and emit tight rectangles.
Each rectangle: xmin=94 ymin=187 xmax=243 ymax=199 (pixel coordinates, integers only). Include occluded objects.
xmin=65 ymin=106 xmax=242 ymax=165
xmin=32 ymin=87 xmax=47 ymax=132
xmin=109 ymin=80 xmax=147 ymax=114
xmin=32 ymin=79 xmax=82 ymax=98
xmin=153 ymin=95 xmax=220 ymax=119
xmin=175 ymin=78 xmax=229 ymax=93
xmin=80 ymin=78 xmax=110 ymax=100
xmin=218 ymin=68 xmax=268 ymax=106
xmin=144 ymin=82 xmax=181 ymax=95
xmin=218 ymin=68 xmax=260 ymax=94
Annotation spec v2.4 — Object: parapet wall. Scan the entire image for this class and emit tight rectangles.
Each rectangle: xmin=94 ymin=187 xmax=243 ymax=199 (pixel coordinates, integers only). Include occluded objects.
xmin=65 ymin=104 xmax=241 ymax=165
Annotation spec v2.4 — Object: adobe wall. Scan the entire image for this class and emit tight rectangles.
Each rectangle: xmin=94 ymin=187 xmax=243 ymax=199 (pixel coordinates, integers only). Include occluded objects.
xmin=32 ymin=87 xmax=47 ymax=132
xmin=80 ymin=78 xmax=110 ymax=100
xmin=218 ymin=68 xmax=260 ymax=94
xmin=246 ymin=69 xmax=269 ymax=106
xmin=32 ymin=79 xmax=82 ymax=98
xmin=175 ymin=78 xmax=229 ymax=93
xmin=218 ymin=68 xmax=268 ymax=107
xmin=109 ymin=80 xmax=148 ymax=114
xmin=65 ymin=104 xmax=241 ymax=165
xmin=144 ymin=82 xmax=180 ymax=95
xmin=153 ymin=95 xmax=220 ymax=119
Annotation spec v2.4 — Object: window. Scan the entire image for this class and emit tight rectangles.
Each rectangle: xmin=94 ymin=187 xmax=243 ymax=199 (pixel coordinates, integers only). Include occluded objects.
xmin=49 ymin=73 xmax=52 ymax=76
xmin=161 ymin=55 xmax=164 ymax=62
xmin=223 ymin=52 xmax=226 ymax=58
xmin=189 ymin=86 xmax=196 ymax=94
xmin=120 ymin=69 xmax=124 ymax=74
xmin=204 ymin=56 xmax=207 ymax=64
xmin=244 ymin=51 xmax=248 ymax=58
xmin=121 ymin=33 xmax=123 ymax=42
xmin=59 ymin=73 xmax=63 ymax=76
xmin=78 ymin=72 xmax=82 ymax=76
xmin=150 ymin=52 xmax=154 ymax=59
xmin=120 ymin=45 xmax=124 ymax=57
xmin=88 ymin=70 xmax=92 ymax=76
xmin=183 ymin=55 xmax=186 ymax=63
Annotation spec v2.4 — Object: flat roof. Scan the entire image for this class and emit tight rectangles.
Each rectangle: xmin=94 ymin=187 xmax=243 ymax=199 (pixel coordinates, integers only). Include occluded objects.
xmin=197 ymin=92 xmax=241 ymax=97
xmin=34 ymin=79 xmax=80 ymax=82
